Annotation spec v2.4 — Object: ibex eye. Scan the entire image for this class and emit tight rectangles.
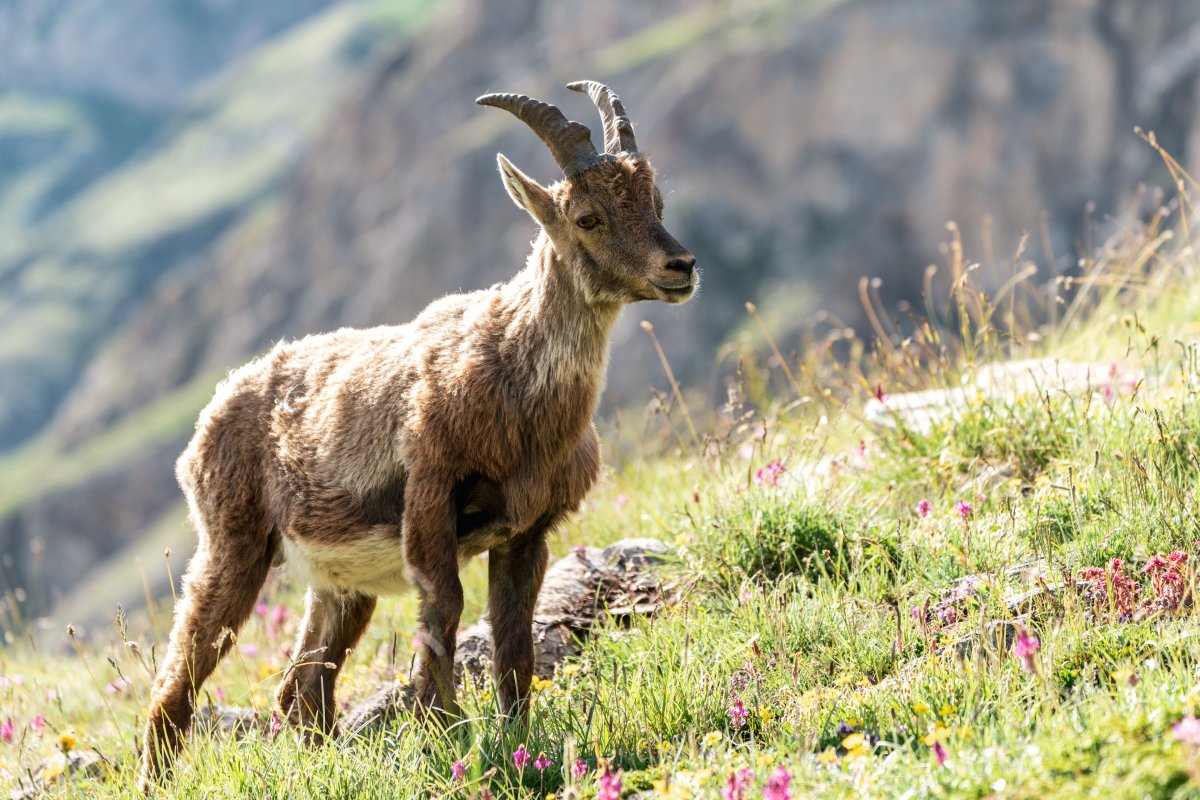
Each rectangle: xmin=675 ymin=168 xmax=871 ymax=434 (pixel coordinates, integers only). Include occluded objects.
xmin=577 ymin=214 xmax=601 ymax=230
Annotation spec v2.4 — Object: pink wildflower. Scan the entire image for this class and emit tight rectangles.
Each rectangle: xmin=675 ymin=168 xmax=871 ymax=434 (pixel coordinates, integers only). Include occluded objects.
xmin=874 ymin=384 xmax=888 ymax=404
xmin=932 ymin=740 xmax=948 ymax=767
xmin=240 ymin=644 xmax=259 ymax=658
xmin=1143 ymin=555 xmax=1169 ymax=574
xmin=532 ymin=752 xmax=552 ymax=770
xmin=722 ymin=767 xmax=755 ymax=800
xmin=956 ymin=500 xmax=972 ymax=521
xmin=728 ymin=698 xmax=750 ymax=728
xmin=1173 ymin=715 xmax=1200 ymax=747
xmin=764 ymin=765 xmax=792 ymax=800
xmin=597 ymin=768 xmax=622 ymax=800
xmin=572 ymin=758 xmax=589 ymax=779
xmin=29 ymin=715 xmax=46 ymax=732
xmin=916 ymin=499 xmax=932 ymax=519
xmin=512 ymin=744 xmax=531 ymax=769
xmin=451 ymin=759 xmax=467 ymax=781
xmin=1013 ymin=628 xmax=1040 ymax=673
xmin=106 ymin=676 xmax=133 ymax=694
xmin=0 ymin=717 xmax=13 ymax=744
xmin=614 ymin=493 xmax=630 ymax=511
xmin=1169 ymin=551 xmax=1189 ymax=566
xmin=271 ymin=605 xmax=288 ymax=625
xmin=754 ymin=461 xmax=785 ymax=487
xmin=255 ymin=602 xmax=268 ymax=616
xmin=1159 ymin=571 xmax=1187 ymax=611
xmin=270 ymin=711 xmax=282 ymax=734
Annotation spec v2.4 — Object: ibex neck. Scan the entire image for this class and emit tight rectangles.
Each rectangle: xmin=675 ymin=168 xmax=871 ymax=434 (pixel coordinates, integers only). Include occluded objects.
xmin=501 ymin=234 xmax=621 ymax=399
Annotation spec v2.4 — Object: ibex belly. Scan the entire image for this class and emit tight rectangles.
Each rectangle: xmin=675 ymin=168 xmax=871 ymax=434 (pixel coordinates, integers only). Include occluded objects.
xmin=281 ymin=527 xmax=410 ymax=595
xmin=279 ymin=472 xmax=514 ymax=595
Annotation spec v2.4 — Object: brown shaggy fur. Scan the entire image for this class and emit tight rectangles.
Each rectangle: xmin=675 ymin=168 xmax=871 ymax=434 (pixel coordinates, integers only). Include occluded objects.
xmin=140 ymin=96 xmax=696 ymax=789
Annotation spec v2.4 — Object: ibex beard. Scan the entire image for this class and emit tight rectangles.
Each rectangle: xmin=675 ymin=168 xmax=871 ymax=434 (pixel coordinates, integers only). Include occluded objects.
xmin=139 ymin=80 xmax=697 ymax=790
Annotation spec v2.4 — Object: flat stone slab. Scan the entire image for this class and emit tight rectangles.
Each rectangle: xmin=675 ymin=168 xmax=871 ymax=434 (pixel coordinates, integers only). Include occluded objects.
xmin=864 ymin=358 xmax=1139 ymax=432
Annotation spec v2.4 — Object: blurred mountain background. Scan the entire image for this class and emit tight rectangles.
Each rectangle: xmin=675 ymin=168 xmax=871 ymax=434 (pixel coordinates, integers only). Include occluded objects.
xmin=2 ymin=0 xmax=1199 ymax=637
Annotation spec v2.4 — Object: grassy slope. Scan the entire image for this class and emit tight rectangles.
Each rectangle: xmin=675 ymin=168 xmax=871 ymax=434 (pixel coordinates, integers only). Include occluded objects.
xmin=2 ymin=208 xmax=1200 ymax=799
xmin=6 ymin=12 xmax=1200 ymax=800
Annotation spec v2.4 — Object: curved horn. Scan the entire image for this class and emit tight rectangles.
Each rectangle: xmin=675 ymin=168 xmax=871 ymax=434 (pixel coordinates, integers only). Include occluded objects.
xmin=476 ymin=92 xmax=598 ymax=176
xmin=566 ymin=80 xmax=638 ymax=155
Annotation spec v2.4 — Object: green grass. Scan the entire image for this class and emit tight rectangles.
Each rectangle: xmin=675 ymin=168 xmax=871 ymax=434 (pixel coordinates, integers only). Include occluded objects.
xmin=7 ymin=131 xmax=1200 ymax=800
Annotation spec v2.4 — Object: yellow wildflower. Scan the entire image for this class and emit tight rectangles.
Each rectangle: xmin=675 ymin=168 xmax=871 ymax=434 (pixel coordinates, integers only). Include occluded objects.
xmin=651 ymin=778 xmax=692 ymax=800
xmin=675 ymin=531 xmax=693 ymax=547
xmin=921 ymin=722 xmax=950 ymax=746
xmin=56 ymin=729 xmax=79 ymax=752
xmin=755 ymin=752 xmax=774 ymax=768
xmin=561 ymin=663 xmax=582 ymax=676
xmin=938 ymin=704 xmax=957 ymax=717
xmin=703 ymin=731 xmax=723 ymax=747
xmin=956 ymin=725 xmax=973 ymax=740
xmin=658 ymin=740 xmax=673 ymax=753
xmin=694 ymin=768 xmax=713 ymax=785
xmin=531 ymin=675 xmax=554 ymax=692
xmin=797 ymin=688 xmax=826 ymax=710
xmin=912 ymin=701 xmax=931 ymax=714
xmin=1112 ymin=668 xmax=1136 ymax=685
xmin=41 ymin=753 xmax=68 ymax=784
xmin=817 ymin=748 xmax=840 ymax=765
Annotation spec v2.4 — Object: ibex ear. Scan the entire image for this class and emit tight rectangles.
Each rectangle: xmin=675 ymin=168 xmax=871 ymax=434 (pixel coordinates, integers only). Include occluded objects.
xmin=496 ymin=153 xmax=557 ymax=227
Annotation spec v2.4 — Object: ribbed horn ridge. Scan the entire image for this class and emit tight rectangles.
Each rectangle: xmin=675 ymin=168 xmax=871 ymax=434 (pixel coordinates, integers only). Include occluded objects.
xmin=566 ymin=80 xmax=638 ymax=156
xmin=476 ymin=92 xmax=599 ymax=176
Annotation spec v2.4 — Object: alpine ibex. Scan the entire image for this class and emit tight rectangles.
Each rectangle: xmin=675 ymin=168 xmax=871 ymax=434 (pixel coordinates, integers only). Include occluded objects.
xmin=141 ymin=80 xmax=696 ymax=787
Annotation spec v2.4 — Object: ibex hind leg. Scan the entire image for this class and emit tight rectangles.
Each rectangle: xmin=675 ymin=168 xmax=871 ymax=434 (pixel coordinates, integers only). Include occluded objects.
xmin=139 ymin=501 xmax=274 ymax=791
xmin=277 ymin=588 xmax=376 ymax=742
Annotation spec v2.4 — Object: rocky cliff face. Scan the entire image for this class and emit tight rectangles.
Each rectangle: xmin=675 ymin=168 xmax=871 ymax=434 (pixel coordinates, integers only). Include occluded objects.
xmin=8 ymin=0 xmax=1200 ymax=625
xmin=59 ymin=0 xmax=1200 ymax=438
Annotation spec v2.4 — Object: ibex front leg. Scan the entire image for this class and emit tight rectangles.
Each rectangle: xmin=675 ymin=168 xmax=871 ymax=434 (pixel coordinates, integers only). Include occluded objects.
xmin=487 ymin=516 xmax=553 ymax=717
xmin=403 ymin=468 xmax=463 ymax=717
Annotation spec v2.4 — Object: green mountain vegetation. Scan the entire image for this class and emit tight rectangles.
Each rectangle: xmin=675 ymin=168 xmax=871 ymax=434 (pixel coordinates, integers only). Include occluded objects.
xmin=0 ymin=0 xmax=435 ymax=452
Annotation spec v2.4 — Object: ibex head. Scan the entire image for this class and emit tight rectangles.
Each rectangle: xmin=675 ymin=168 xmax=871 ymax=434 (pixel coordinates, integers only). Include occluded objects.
xmin=478 ymin=81 xmax=697 ymax=306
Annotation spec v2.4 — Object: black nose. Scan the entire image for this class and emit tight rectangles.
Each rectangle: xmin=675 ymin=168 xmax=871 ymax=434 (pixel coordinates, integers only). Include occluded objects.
xmin=664 ymin=255 xmax=697 ymax=275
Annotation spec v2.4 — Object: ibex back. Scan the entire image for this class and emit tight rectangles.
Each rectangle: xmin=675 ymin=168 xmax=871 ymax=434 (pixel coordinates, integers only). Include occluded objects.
xmin=140 ymin=80 xmax=697 ymax=789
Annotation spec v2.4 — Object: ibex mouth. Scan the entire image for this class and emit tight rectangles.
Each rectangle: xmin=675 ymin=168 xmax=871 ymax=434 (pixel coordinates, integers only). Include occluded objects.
xmin=651 ymin=277 xmax=697 ymax=292
xmin=652 ymin=281 xmax=696 ymax=303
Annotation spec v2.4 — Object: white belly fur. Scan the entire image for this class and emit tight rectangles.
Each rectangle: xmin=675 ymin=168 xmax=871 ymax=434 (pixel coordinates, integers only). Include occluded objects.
xmin=281 ymin=527 xmax=411 ymax=596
